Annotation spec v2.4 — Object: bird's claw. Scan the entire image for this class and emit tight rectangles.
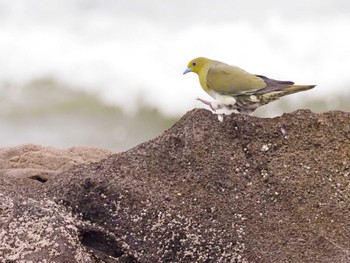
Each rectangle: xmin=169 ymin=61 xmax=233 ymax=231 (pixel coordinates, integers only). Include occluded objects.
xmin=196 ymin=97 xmax=219 ymax=111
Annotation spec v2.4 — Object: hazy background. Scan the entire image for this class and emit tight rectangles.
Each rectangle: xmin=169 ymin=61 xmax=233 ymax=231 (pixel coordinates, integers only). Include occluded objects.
xmin=0 ymin=0 xmax=349 ymax=151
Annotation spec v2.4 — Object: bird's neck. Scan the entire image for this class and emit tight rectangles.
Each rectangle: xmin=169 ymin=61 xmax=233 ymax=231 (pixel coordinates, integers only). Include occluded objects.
xmin=198 ymin=64 xmax=213 ymax=92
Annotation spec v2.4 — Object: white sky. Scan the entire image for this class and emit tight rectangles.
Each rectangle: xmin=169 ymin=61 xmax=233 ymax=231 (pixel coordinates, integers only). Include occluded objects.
xmin=0 ymin=0 xmax=349 ymax=115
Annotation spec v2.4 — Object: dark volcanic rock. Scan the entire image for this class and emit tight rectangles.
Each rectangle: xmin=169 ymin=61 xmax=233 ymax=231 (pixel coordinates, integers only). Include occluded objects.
xmin=1 ymin=109 xmax=350 ymax=262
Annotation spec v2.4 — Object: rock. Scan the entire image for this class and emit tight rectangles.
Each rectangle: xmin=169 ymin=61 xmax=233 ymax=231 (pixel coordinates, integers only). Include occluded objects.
xmin=0 ymin=194 xmax=94 ymax=262
xmin=0 ymin=145 xmax=113 ymax=262
xmin=0 ymin=144 xmax=112 ymax=171
xmin=0 ymin=144 xmax=112 ymax=196
xmin=1 ymin=109 xmax=350 ymax=262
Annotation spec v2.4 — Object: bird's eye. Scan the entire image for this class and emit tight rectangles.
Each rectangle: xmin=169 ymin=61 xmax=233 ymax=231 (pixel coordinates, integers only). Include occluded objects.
xmin=192 ymin=62 xmax=197 ymax=66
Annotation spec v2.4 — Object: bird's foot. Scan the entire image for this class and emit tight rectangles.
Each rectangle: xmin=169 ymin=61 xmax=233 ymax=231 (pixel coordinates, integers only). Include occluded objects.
xmin=196 ymin=97 xmax=222 ymax=111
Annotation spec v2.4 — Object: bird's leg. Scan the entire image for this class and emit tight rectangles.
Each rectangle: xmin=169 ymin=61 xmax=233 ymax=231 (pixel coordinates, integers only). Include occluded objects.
xmin=196 ymin=97 xmax=213 ymax=110
xmin=196 ymin=97 xmax=222 ymax=111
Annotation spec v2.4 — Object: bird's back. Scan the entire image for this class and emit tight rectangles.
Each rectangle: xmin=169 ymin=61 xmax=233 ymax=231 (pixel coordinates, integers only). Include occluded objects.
xmin=205 ymin=64 xmax=267 ymax=95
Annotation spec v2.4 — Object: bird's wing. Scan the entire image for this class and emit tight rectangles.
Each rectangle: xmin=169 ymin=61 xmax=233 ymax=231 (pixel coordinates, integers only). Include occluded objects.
xmin=206 ymin=64 xmax=266 ymax=96
xmin=253 ymin=75 xmax=294 ymax=94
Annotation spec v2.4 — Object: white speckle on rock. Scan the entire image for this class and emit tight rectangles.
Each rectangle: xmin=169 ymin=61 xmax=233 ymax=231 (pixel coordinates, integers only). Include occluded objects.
xmin=261 ymin=145 xmax=269 ymax=152
xmin=218 ymin=114 xmax=224 ymax=122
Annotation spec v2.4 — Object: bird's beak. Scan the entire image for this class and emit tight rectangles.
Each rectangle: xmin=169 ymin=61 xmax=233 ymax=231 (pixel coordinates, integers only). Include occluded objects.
xmin=183 ymin=67 xmax=192 ymax=75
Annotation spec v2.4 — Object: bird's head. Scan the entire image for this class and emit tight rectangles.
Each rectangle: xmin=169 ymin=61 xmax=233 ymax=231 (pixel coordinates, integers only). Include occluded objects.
xmin=183 ymin=57 xmax=210 ymax=75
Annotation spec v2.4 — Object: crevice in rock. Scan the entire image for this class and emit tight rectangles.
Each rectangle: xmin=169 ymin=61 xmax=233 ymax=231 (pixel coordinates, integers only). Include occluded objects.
xmin=79 ymin=229 xmax=138 ymax=263
xmin=28 ymin=174 xmax=48 ymax=183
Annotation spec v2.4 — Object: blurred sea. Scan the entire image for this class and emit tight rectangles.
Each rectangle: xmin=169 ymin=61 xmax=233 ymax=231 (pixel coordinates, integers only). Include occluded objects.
xmin=0 ymin=0 xmax=349 ymax=151
xmin=0 ymin=78 xmax=176 ymax=151
xmin=1 ymin=78 xmax=348 ymax=152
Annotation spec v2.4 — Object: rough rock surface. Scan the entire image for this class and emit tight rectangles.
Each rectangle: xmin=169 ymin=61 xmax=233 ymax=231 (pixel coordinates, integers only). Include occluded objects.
xmin=0 ymin=144 xmax=112 ymax=196
xmin=0 ymin=145 xmax=112 ymax=262
xmin=0 ymin=144 xmax=112 ymax=171
xmin=1 ymin=109 xmax=350 ymax=262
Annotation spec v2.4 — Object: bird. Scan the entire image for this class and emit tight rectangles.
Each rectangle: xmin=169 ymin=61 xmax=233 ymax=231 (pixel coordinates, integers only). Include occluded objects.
xmin=183 ymin=57 xmax=316 ymax=115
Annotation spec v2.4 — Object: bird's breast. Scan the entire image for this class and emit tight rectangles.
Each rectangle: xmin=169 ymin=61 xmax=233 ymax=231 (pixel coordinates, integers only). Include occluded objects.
xmin=208 ymin=90 xmax=237 ymax=105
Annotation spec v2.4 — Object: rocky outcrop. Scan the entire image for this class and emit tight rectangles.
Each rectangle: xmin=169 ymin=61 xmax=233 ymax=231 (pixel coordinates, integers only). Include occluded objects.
xmin=0 ymin=143 xmax=112 ymax=171
xmin=1 ymin=109 xmax=350 ymax=262
xmin=0 ymin=145 xmax=112 ymax=262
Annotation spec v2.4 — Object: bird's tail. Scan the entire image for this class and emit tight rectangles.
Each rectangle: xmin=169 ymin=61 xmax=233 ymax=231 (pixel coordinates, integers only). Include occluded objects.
xmin=237 ymin=84 xmax=316 ymax=115
xmin=252 ymin=84 xmax=316 ymax=109
xmin=281 ymin=85 xmax=316 ymax=96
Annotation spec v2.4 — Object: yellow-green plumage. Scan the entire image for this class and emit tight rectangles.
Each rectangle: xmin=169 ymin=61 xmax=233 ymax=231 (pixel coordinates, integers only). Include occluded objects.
xmin=183 ymin=57 xmax=316 ymax=114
